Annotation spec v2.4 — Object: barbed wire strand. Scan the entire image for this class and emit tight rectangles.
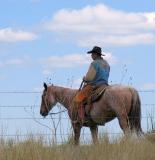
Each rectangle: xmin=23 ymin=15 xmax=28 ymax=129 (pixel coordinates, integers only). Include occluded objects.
xmin=0 ymin=90 xmax=155 ymax=94
xmin=0 ymin=103 xmax=155 ymax=108
xmin=0 ymin=116 xmax=154 ymax=120
xmin=0 ymin=132 xmax=122 ymax=137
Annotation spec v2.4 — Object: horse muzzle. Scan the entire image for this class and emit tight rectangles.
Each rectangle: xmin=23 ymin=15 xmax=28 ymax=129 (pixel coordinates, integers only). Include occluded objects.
xmin=40 ymin=111 xmax=48 ymax=117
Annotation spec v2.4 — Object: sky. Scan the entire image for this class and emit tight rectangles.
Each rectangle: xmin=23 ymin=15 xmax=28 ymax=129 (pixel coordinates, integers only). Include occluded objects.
xmin=0 ymin=0 xmax=155 ymax=142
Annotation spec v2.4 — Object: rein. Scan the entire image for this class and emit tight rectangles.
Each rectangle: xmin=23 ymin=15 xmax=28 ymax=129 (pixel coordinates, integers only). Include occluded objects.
xmin=48 ymin=109 xmax=67 ymax=115
xmin=42 ymin=91 xmax=67 ymax=116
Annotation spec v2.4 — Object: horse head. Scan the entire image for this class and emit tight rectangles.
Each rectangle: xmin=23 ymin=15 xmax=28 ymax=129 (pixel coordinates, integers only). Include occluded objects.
xmin=40 ymin=82 xmax=57 ymax=117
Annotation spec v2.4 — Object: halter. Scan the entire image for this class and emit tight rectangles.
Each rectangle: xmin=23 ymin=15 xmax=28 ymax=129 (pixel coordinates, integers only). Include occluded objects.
xmin=42 ymin=92 xmax=67 ymax=115
xmin=42 ymin=94 xmax=50 ymax=114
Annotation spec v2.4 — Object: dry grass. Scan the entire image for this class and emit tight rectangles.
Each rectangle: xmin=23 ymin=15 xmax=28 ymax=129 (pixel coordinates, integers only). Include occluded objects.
xmin=0 ymin=133 xmax=155 ymax=160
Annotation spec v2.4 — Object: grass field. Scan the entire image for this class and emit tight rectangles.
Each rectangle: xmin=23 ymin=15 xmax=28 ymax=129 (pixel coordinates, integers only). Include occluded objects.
xmin=0 ymin=133 xmax=155 ymax=160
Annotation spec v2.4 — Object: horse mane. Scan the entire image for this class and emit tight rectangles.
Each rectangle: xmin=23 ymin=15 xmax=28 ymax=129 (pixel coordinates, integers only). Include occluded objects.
xmin=51 ymin=85 xmax=78 ymax=93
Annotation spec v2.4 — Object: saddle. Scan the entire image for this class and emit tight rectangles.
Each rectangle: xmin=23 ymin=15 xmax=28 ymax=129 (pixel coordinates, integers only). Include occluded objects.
xmin=83 ymin=85 xmax=108 ymax=105
xmin=74 ymin=84 xmax=108 ymax=121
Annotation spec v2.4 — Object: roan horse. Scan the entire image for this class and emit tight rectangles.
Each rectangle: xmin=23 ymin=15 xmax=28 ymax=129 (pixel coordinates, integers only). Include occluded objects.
xmin=40 ymin=83 xmax=142 ymax=145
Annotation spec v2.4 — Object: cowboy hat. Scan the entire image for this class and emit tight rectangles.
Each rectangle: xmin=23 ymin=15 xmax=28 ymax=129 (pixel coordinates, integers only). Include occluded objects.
xmin=87 ymin=46 xmax=105 ymax=56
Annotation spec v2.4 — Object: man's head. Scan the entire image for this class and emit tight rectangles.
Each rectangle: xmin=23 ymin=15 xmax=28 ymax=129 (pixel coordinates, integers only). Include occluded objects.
xmin=87 ymin=46 xmax=105 ymax=60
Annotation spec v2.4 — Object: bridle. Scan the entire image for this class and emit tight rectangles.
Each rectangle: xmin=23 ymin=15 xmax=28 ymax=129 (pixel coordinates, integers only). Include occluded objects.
xmin=42 ymin=93 xmax=50 ymax=114
xmin=42 ymin=92 xmax=67 ymax=116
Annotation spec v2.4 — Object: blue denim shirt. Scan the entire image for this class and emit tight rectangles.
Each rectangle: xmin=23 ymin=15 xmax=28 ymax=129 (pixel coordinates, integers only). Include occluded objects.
xmin=87 ymin=59 xmax=110 ymax=85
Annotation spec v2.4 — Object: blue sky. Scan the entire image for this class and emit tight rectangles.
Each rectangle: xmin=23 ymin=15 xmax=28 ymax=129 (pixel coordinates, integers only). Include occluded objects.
xmin=0 ymin=0 xmax=155 ymax=141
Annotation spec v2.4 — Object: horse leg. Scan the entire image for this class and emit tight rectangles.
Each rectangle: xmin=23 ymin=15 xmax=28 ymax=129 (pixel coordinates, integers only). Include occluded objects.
xmin=90 ymin=125 xmax=98 ymax=144
xmin=72 ymin=122 xmax=81 ymax=145
xmin=118 ymin=114 xmax=131 ymax=135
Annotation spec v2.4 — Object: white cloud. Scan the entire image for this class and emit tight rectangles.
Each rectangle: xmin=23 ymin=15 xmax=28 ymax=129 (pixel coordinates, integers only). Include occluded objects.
xmin=104 ymin=53 xmax=118 ymax=65
xmin=44 ymin=4 xmax=155 ymax=47
xmin=141 ymin=83 xmax=155 ymax=90
xmin=6 ymin=59 xmax=26 ymax=65
xmin=0 ymin=28 xmax=37 ymax=43
xmin=42 ymin=70 xmax=51 ymax=76
xmin=0 ymin=56 xmax=32 ymax=68
xmin=40 ymin=53 xmax=118 ymax=75
xmin=40 ymin=54 xmax=90 ymax=70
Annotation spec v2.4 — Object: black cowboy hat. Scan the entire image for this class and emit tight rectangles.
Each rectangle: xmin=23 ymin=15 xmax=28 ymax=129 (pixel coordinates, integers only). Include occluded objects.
xmin=87 ymin=46 xmax=105 ymax=56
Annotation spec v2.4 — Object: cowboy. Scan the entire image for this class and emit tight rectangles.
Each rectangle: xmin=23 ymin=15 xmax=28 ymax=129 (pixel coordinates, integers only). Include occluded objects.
xmin=83 ymin=46 xmax=110 ymax=86
xmin=74 ymin=46 xmax=110 ymax=120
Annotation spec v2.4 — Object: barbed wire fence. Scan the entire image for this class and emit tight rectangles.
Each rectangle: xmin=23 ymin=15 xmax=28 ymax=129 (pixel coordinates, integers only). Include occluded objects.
xmin=0 ymin=90 xmax=155 ymax=144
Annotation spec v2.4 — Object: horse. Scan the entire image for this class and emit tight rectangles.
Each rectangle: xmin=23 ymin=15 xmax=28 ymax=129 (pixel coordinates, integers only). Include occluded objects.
xmin=40 ymin=83 xmax=142 ymax=145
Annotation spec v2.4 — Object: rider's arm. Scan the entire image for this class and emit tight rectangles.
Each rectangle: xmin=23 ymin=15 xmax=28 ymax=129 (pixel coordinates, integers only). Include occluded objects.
xmin=84 ymin=63 xmax=96 ymax=81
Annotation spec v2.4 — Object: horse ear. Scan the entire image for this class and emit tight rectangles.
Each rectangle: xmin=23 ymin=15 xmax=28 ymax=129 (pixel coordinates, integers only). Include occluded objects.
xmin=43 ymin=82 xmax=48 ymax=91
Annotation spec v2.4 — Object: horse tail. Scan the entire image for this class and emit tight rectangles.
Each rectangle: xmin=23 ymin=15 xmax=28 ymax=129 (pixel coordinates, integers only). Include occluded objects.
xmin=128 ymin=88 xmax=143 ymax=134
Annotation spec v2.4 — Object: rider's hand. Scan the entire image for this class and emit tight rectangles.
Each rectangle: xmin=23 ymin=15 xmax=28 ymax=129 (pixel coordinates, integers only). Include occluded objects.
xmin=83 ymin=76 xmax=86 ymax=81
